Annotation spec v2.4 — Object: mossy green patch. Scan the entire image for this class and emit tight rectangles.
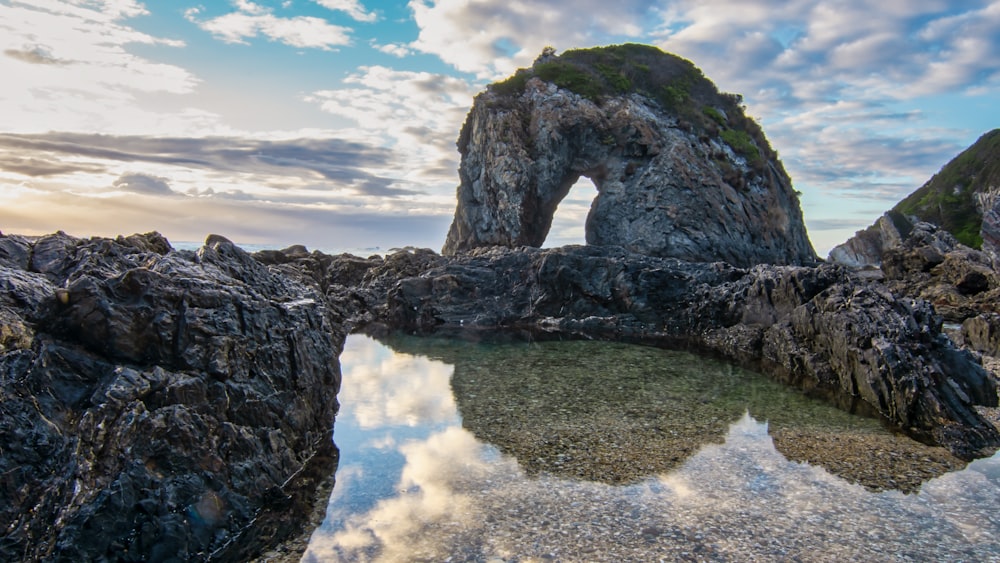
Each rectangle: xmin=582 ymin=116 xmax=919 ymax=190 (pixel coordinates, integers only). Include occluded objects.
xmin=482 ymin=43 xmax=779 ymax=174
xmin=893 ymin=129 xmax=1000 ymax=249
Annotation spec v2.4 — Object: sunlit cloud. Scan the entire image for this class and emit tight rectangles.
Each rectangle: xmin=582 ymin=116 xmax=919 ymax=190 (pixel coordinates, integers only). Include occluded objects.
xmin=313 ymin=0 xmax=379 ymax=22
xmin=0 ymin=1 xmax=197 ymax=135
xmin=372 ymin=42 xmax=411 ymax=57
xmin=186 ymin=2 xmax=354 ymax=50
xmin=339 ymin=336 xmax=457 ymax=429
xmin=407 ymin=0 xmax=655 ymax=79
xmin=305 ymin=65 xmax=479 ymax=194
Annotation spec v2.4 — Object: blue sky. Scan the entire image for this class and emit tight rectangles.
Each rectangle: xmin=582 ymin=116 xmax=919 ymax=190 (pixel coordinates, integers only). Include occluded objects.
xmin=1 ymin=0 xmax=998 ymax=255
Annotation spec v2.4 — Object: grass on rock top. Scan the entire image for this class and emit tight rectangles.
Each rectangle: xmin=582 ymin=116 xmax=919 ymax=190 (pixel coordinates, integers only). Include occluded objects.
xmin=485 ymin=43 xmax=774 ymax=173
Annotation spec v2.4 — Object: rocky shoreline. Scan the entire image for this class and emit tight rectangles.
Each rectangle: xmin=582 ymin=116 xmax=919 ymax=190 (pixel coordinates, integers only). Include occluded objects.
xmin=1 ymin=232 xmax=342 ymax=561
xmin=4 ymin=229 xmax=1000 ymax=560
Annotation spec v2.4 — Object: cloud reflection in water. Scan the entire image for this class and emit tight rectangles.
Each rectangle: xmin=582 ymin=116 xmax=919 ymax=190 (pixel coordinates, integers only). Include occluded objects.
xmin=304 ymin=334 xmax=1000 ymax=562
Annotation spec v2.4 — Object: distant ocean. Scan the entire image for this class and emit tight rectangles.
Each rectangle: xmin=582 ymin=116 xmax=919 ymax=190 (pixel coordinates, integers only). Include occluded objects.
xmin=172 ymin=241 xmax=387 ymax=257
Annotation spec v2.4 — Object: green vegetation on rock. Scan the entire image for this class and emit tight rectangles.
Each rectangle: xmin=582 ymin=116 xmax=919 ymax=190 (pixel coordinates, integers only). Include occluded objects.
xmin=892 ymin=129 xmax=1000 ymax=249
xmin=721 ymin=129 xmax=762 ymax=167
xmin=484 ymin=43 xmax=773 ymax=173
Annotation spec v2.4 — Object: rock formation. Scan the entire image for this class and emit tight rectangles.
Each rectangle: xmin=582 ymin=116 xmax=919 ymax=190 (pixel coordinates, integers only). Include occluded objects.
xmin=373 ymin=244 xmax=1000 ymax=460
xmin=844 ymin=221 xmax=1000 ymax=323
xmin=5 ymin=227 xmax=1000 ymax=559
xmin=0 ymin=232 xmax=342 ymax=561
xmin=3 ymin=50 xmax=998 ymax=561
xmin=830 ymin=129 xmax=1000 ymax=266
xmin=827 ymin=212 xmax=908 ymax=268
xmin=443 ymin=45 xmax=816 ymax=268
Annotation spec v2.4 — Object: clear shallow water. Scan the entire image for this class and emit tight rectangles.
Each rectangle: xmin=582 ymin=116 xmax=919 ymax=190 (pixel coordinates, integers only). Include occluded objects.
xmin=303 ymin=333 xmax=1000 ymax=562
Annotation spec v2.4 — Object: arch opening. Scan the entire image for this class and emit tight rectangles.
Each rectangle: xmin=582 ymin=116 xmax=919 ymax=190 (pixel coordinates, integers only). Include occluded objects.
xmin=541 ymin=177 xmax=598 ymax=248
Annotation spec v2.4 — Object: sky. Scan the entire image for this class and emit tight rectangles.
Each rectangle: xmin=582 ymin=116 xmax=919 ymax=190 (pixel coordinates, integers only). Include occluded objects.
xmin=0 ymin=1 xmax=998 ymax=256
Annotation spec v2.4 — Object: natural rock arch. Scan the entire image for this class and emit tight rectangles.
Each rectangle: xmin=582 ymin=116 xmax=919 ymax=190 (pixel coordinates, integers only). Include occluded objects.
xmin=442 ymin=46 xmax=816 ymax=268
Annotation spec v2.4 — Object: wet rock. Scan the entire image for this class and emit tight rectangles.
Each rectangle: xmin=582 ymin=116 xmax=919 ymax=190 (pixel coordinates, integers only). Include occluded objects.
xmin=0 ymin=232 xmax=342 ymax=562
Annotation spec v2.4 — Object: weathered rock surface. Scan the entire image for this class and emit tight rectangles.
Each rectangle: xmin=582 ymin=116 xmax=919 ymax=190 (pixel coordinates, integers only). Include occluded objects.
xmin=827 ymin=212 xmax=907 ymax=268
xmin=962 ymin=313 xmax=1000 ymax=357
xmin=443 ymin=46 xmax=816 ymax=267
xmin=881 ymin=222 xmax=1000 ymax=321
xmin=830 ymin=128 xmax=1000 ymax=265
xmin=0 ymin=232 xmax=342 ymax=562
xmin=982 ymin=195 xmax=1000 ymax=261
xmin=367 ymin=244 xmax=999 ymax=459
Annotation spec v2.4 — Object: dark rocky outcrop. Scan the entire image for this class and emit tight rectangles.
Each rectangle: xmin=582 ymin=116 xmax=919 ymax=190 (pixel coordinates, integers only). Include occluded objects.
xmin=962 ymin=314 xmax=1000 ymax=357
xmin=5 ymin=228 xmax=1000 ymax=558
xmin=0 ymin=232 xmax=342 ymax=562
xmin=830 ymin=129 xmax=1000 ymax=265
xmin=367 ymin=244 xmax=999 ymax=460
xmin=880 ymin=222 xmax=1000 ymax=322
xmin=443 ymin=45 xmax=816 ymax=267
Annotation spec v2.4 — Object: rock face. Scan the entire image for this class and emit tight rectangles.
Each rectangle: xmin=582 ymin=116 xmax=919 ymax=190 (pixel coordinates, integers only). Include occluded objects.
xmin=982 ymin=196 xmax=1000 ymax=261
xmin=374 ymin=245 xmax=1000 ymax=460
xmin=0 ymin=232 xmax=342 ymax=562
xmin=962 ymin=314 xmax=1000 ymax=356
xmin=827 ymin=212 xmax=907 ymax=267
xmin=442 ymin=45 xmax=816 ymax=267
xmin=881 ymin=222 xmax=1000 ymax=321
xmin=830 ymin=128 xmax=1000 ymax=264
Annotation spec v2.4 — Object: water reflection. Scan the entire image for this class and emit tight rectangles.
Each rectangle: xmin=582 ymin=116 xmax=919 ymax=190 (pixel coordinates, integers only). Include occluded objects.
xmin=375 ymin=331 xmax=962 ymax=491
xmin=304 ymin=334 xmax=1000 ymax=562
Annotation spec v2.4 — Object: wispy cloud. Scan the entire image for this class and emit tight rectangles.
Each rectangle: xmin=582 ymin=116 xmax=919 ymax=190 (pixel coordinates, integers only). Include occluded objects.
xmin=186 ymin=2 xmax=354 ymax=50
xmin=3 ymin=45 xmax=72 ymax=66
xmin=112 ymin=172 xmax=175 ymax=195
xmin=0 ymin=1 xmax=196 ymax=134
xmin=407 ymin=0 xmax=656 ymax=78
xmin=0 ymin=153 xmax=105 ymax=177
xmin=314 ymin=0 xmax=379 ymax=23
xmin=0 ymin=133 xmax=419 ymax=198
xmin=305 ymin=65 xmax=478 ymax=189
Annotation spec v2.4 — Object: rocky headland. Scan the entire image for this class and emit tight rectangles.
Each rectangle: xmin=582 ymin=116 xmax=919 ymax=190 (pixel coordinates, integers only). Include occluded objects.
xmin=3 ymin=45 xmax=1000 ymax=561
xmin=830 ymin=128 xmax=1000 ymax=267
xmin=0 ymin=232 xmax=342 ymax=561
xmin=443 ymin=44 xmax=816 ymax=267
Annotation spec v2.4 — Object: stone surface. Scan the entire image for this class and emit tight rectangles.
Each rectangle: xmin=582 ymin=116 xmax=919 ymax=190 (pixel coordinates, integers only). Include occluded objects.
xmin=827 ymin=212 xmax=906 ymax=267
xmin=0 ymin=232 xmax=342 ymax=562
xmin=881 ymin=222 xmax=1000 ymax=321
xmin=963 ymin=314 xmax=1000 ymax=357
xmin=442 ymin=48 xmax=816 ymax=267
xmin=982 ymin=195 xmax=1000 ymax=261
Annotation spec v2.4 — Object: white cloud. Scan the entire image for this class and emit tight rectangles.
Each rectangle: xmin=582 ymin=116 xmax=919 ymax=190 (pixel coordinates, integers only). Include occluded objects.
xmin=186 ymin=1 xmax=353 ymax=49
xmin=0 ymin=1 xmax=198 ymax=134
xmin=374 ymin=42 xmax=412 ymax=57
xmin=339 ymin=335 xmax=457 ymax=428
xmin=313 ymin=0 xmax=378 ymax=22
xmin=407 ymin=0 xmax=655 ymax=78
xmin=305 ymin=65 xmax=479 ymax=193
